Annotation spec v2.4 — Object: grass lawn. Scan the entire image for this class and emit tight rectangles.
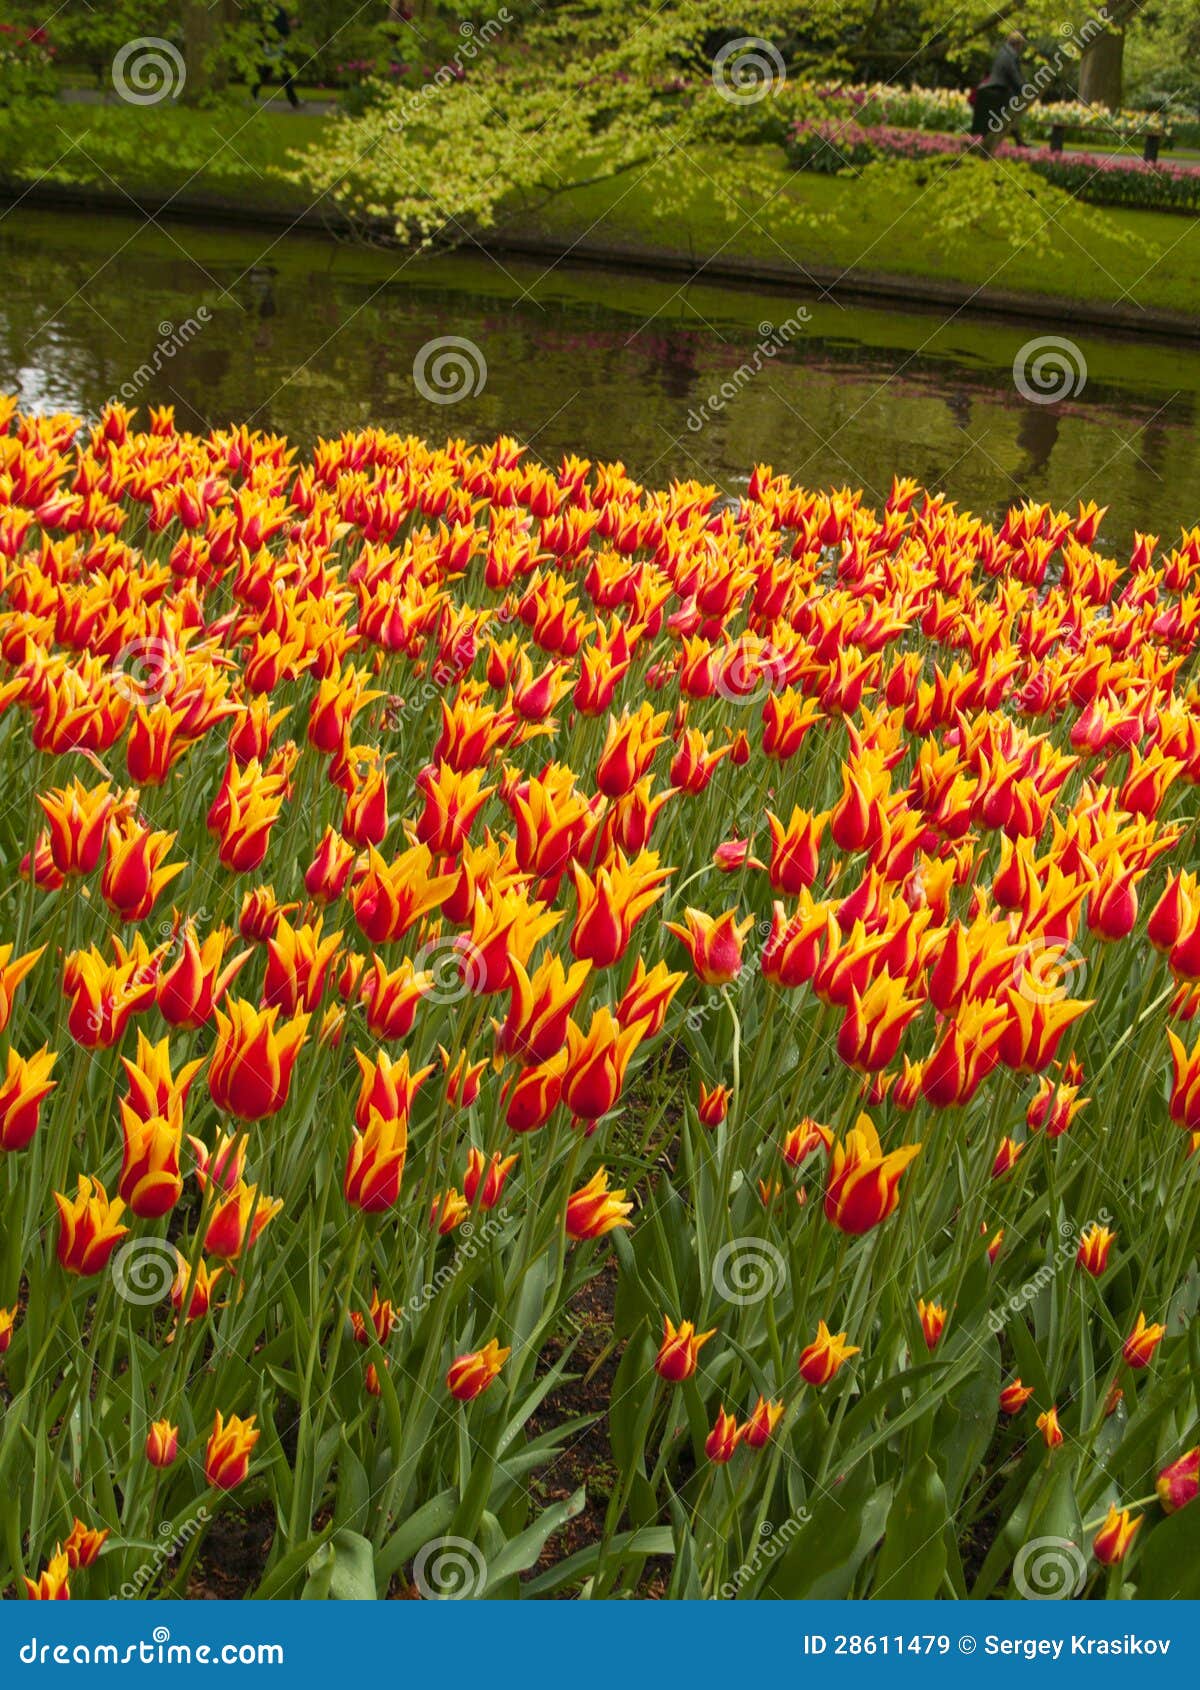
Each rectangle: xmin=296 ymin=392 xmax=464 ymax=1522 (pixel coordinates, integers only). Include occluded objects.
xmin=1 ymin=103 xmax=1197 ymax=317
xmin=511 ymin=142 xmax=1200 ymax=317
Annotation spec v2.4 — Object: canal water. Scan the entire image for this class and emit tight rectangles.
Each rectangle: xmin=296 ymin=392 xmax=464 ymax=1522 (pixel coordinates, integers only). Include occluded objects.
xmin=1 ymin=205 xmax=1197 ymax=546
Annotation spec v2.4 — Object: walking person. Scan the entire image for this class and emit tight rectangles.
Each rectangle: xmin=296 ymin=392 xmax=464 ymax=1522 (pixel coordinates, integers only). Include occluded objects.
xmin=252 ymin=7 xmax=301 ymax=109
xmin=969 ymin=30 xmax=1028 ymax=155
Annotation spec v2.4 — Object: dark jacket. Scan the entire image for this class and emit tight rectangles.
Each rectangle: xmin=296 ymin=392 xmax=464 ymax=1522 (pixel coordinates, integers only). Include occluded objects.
xmin=982 ymin=42 xmax=1024 ymax=98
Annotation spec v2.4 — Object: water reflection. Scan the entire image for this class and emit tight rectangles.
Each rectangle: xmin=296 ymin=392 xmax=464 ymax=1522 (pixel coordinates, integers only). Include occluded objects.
xmin=0 ymin=205 xmax=1195 ymax=546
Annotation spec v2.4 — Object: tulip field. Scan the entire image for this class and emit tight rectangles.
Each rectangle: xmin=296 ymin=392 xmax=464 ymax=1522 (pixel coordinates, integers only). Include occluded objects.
xmin=2 ymin=395 xmax=1200 ymax=1603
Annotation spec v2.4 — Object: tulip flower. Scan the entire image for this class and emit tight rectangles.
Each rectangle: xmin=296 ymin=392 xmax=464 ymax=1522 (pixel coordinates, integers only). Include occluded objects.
xmin=38 ymin=778 xmax=115 ymax=875
xmin=354 ymin=1048 xmax=433 ymax=1129
xmin=446 ymin=1337 xmax=511 ymax=1401
xmin=431 ymin=1189 xmax=470 ymax=1233
xmin=495 ymin=954 xmax=590 ymax=1065
xmin=595 ymin=702 xmax=668 ymax=796
xmin=655 ymin=1315 xmax=715 ymax=1383
xmin=462 ymin=1148 xmax=517 ymax=1210
xmin=1037 ymin=1406 xmax=1064 ymax=1449
xmin=0 ymin=942 xmax=45 ymax=1033
xmin=704 ymin=1408 xmax=742 ymax=1464
xmin=0 ymin=1305 xmax=16 ymax=1354
xmin=207 ymin=999 xmax=309 ymax=1121
xmin=203 ymin=1180 xmax=283 ymax=1260
xmin=1076 ymin=1223 xmax=1115 ymax=1277
xmin=350 ymin=843 xmax=455 ymax=944
xmin=824 ymin=1113 xmax=920 ymax=1235
xmin=999 ymin=1379 xmax=1035 ymax=1415
xmin=1122 ymin=1312 xmax=1167 ymax=1370
xmin=798 ymin=1319 xmax=861 ymax=1386
xmin=54 ymin=1176 xmax=129 ymax=1276
xmin=741 ymin=1395 xmax=785 ymax=1449
xmin=613 ymin=957 xmax=684 ymax=1037
xmin=665 ymin=906 xmax=754 ymax=985
xmin=62 ymin=1520 xmax=109 ymax=1570
xmin=351 ymin=1288 xmax=398 ymax=1348
xmin=205 ymin=1410 xmax=259 ymax=1489
xmin=570 ymin=852 xmax=671 ymax=969
xmin=0 ymin=1044 xmax=57 ymax=1152
xmin=187 ymin=1130 xmax=247 ymax=1196
xmin=1026 ymin=1077 xmax=1088 ymax=1138
xmin=697 ymin=1082 xmax=730 ymax=1127
xmin=917 ymin=1298 xmax=947 ymax=1351
xmin=156 ymin=923 xmax=250 ymax=1028
xmin=118 ymin=1100 xmax=184 ymax=1219
xmin=344 ymin=1109 xmax=408 ymax=1213
xmin=262 ymin=917 xmax=343 ymax=1015
xmin=565 ymin=1167 xmax=633 ymax=1240
xmin=504 ymin=1050 xmax=566 ymax=1133
xmin=146 ymin=1419 xmax=179 ymax=1468
xmin=1092 ymin=1505 xmax=1142 ymax=1567
xmin=171 ymin=1253 xmax=224 ymax=1323
xmin=1167 ymin=1027 xmax=1200 ymax=1130
xmin=1156 ymin=1448 xmax=1199 ymax=1513
xmin=991 ymin=1136 xmax=1023 ymax=1179
xmin=562 ymin=1005 xmax=650 ymax=1122
xmin=23 ymin=1550 xmax=70 ymax=1601
xmin=101 ymin=818 xmax=185 ymax=921
xmin=781 ymin=1119 xmax=832 ymax=1166
xmin=836 ymin=972 xmax=923 ymax=1073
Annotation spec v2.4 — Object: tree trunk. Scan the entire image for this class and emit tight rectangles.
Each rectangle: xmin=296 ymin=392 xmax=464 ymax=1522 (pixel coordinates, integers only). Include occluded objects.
xmin=1078 ymin=27 xmax=1124 ymax=110
xmin=181 ymin=0 xmax=238 ymax=105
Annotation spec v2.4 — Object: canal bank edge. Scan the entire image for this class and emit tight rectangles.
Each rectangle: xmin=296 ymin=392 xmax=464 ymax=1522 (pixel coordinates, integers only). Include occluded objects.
xmin=6 ymin=177 xmax=1199 ymax=347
